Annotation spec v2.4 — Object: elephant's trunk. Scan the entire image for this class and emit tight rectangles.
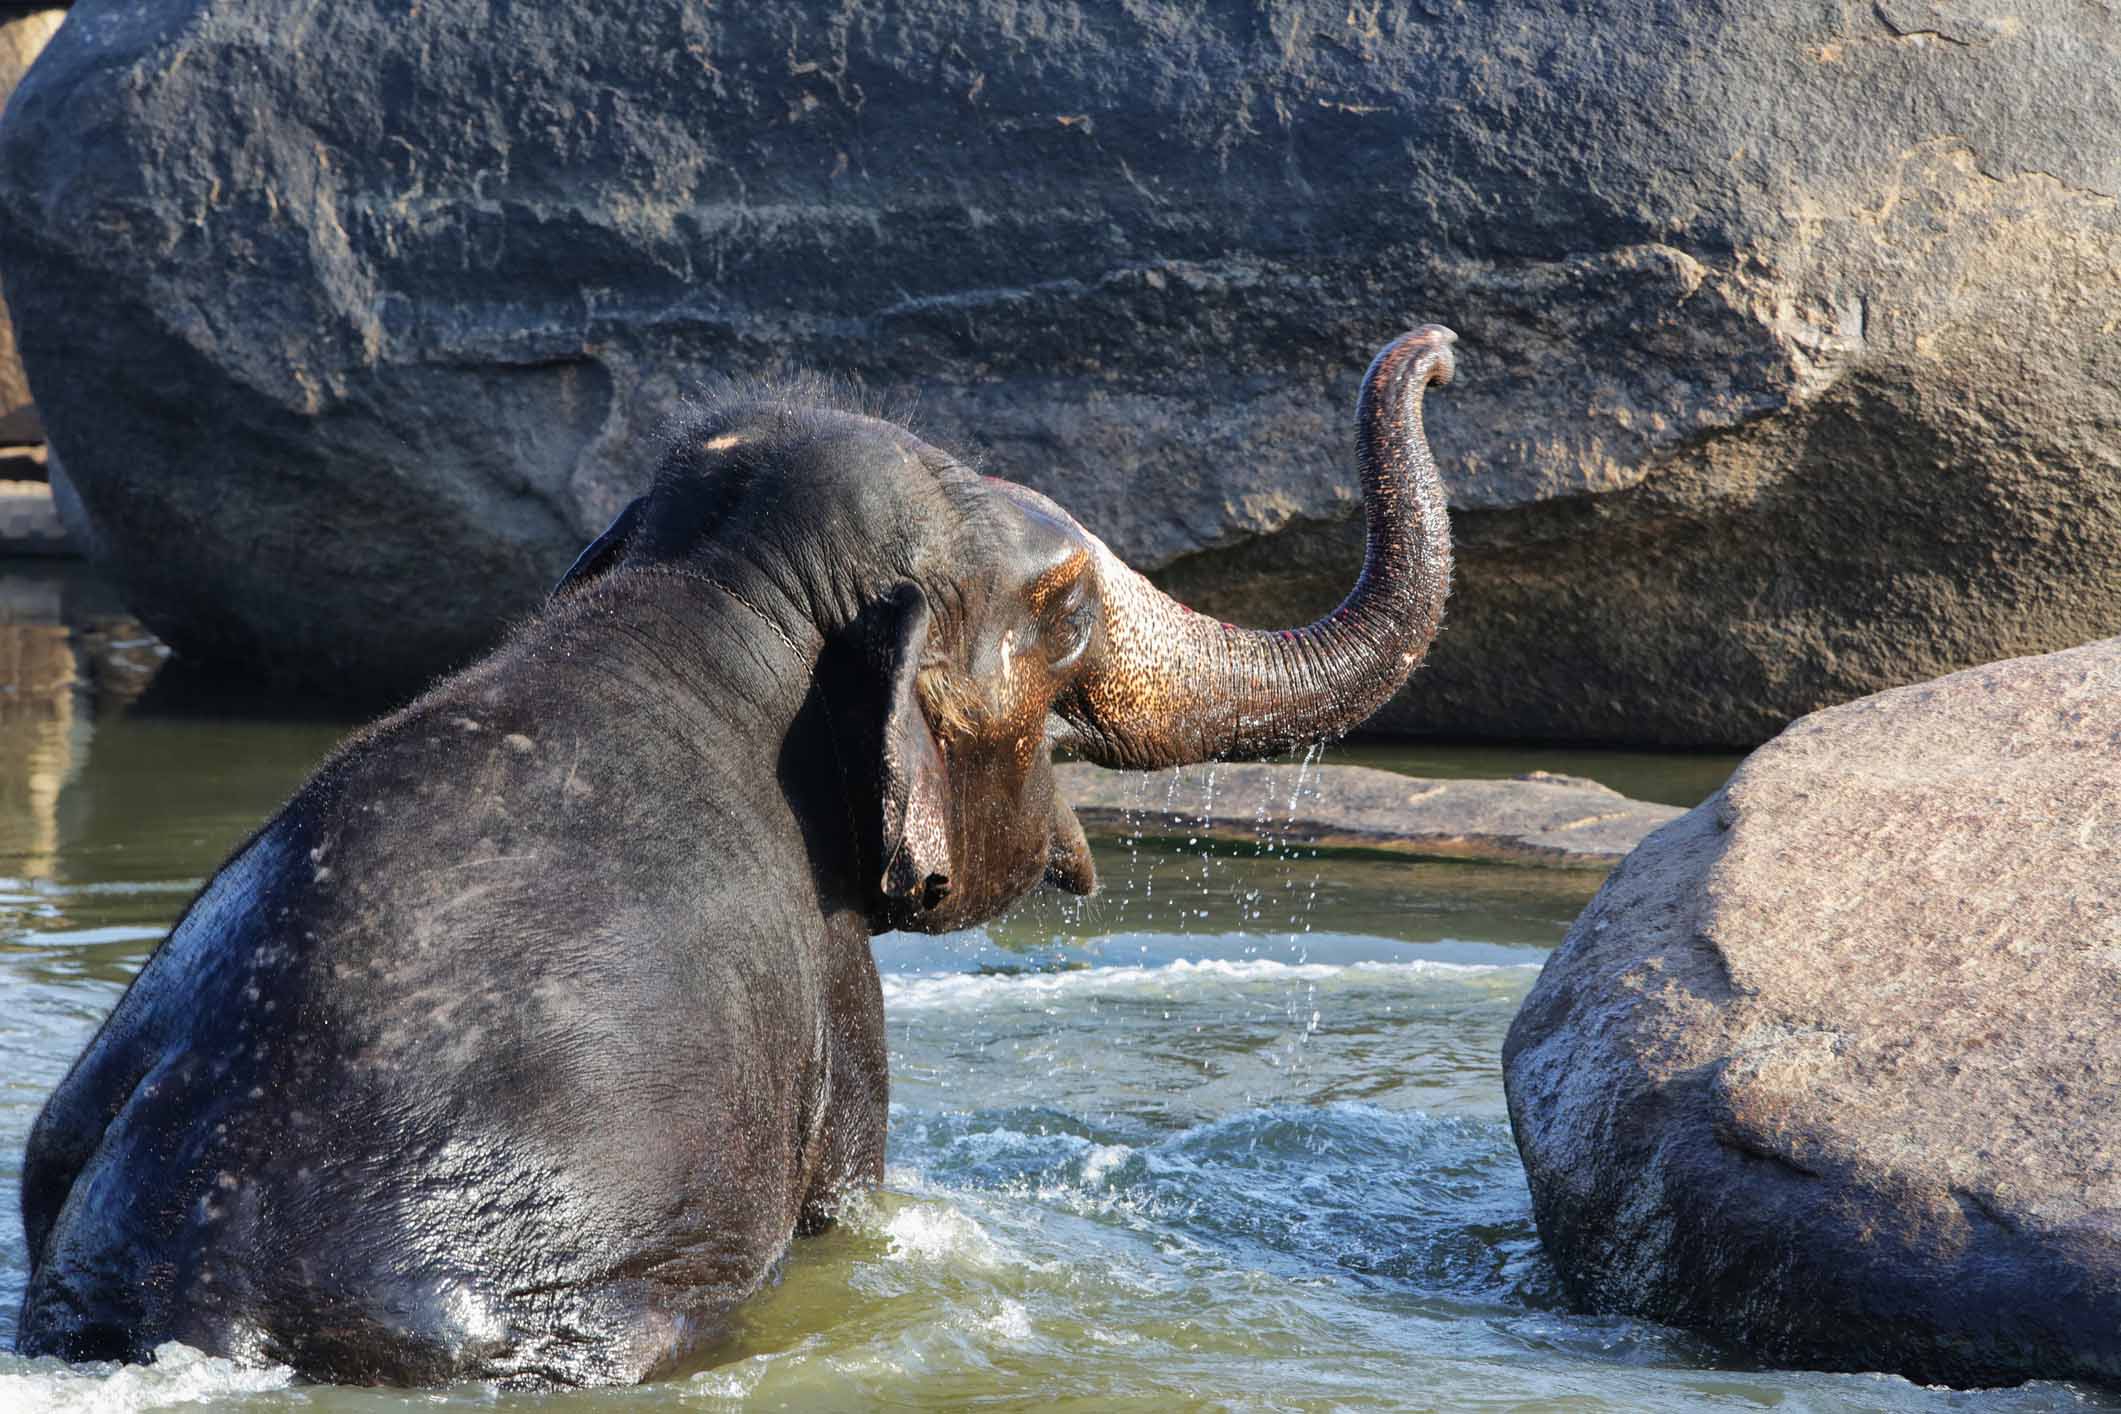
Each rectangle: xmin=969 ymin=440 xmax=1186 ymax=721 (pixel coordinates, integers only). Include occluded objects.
xmin=1056 ymin=326 xmax=1456 ymax=770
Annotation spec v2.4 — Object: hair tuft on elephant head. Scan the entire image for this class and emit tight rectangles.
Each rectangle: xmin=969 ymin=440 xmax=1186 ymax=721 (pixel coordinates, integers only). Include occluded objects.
xmin=14 ymin=329 xmax=1457 ymax=1387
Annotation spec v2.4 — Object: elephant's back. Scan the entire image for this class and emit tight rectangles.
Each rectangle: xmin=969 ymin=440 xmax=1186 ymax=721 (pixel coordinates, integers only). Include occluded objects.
xmin=17 ymin=705 xmax=830 ymax=1382
xmin=17 ymin=1060 xmax=581 ymax=1382
xmin=10 ymin=809 xmax=464 ymax=1373
xmin=15 ymin=1029 xmax=436 ymax=1374
xmin=19 ymin=646 xmax=838 ymax=1380
xmin=16 ymin=925 xmax=701 ymax=1383
xmin=15 ymin=813 xmax=313 ymax=1283
xmin=19 ymin=944 xmax=808 ymax=1387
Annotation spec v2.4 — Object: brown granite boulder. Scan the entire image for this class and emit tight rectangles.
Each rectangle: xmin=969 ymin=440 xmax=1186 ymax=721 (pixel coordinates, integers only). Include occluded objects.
xmin=0 ymin=7 xmax=62 ymax=444
xmin=1502 ymin=637 xmax=2121 ymax=1386
xmin=1057 ymin=762 xmax=1680 ymax=869
xmin=0 ymin=467 xmax=65 ymax=555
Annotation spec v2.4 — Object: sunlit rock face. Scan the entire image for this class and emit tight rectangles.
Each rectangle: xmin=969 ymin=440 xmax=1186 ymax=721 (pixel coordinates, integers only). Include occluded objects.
xmin=2 ymin=2 xmax=2117 ymax=734
xmin=1502 ymin=637 xmax=2121 ymax=1386
xmin=0 ymin=7 xmax=64 ymax=443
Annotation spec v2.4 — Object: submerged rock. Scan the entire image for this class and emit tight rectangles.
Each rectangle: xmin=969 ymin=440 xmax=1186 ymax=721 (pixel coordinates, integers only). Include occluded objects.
xmin=1057 ymin=762 xmax=1680 ymax=869
xmin=1502 ymin=638 xmax=2121 ymax=1386
xmin=2 ymin=2 xmax=2117 ymax=729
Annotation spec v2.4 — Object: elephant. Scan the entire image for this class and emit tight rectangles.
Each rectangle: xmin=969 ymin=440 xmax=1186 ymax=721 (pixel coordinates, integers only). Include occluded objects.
xmin=13 ymin=326 xmax=1459 ymax=1387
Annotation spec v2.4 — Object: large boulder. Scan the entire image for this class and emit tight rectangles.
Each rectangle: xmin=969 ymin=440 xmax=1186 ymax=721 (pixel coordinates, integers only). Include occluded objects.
xmin=1502 ymin=638 xmax=2121 ymax=1386
xmin=1 ymin=1 xmax=2116 ymax=726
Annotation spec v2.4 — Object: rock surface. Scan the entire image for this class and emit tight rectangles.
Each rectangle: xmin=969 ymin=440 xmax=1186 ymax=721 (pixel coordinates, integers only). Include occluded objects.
xmin=0 ymin=474 xmax=66 ymax=554
xmin=0 ymin=8 xmax=62 ymax=440
xmin=2 ymin=2 xmax=2118 ymax=727
xmin=1058 ymin=761 xmax=1679 ymax=869
xmin=1502 ymin=638 xmax=2121 ymax=1386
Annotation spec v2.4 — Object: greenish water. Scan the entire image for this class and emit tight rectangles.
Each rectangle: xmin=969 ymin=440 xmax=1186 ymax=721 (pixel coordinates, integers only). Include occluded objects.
xmin=0 ymin=566 xmax=2100 ymax=1411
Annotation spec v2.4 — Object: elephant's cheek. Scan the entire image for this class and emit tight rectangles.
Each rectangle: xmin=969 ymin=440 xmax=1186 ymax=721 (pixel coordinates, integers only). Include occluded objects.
xmin=1045 ymin=847 xmax=1096 ymax=897
xmin=1045 ymin=799 xmax=1098 ymax=897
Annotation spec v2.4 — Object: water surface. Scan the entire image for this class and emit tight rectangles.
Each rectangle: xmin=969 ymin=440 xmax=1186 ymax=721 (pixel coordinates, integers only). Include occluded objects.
xmin=0 ymin=568 xmax=2098 ymax=1411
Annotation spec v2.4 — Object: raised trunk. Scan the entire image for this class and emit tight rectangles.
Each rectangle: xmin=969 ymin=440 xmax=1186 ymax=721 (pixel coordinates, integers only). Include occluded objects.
xmin=1056 ymin=326 xmax=1456 ymax=770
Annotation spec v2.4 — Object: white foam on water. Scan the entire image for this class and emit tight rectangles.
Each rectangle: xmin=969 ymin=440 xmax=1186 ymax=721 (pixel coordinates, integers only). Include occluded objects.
xmin=681 ymin=1333 xmax=831 ymax=1407
xmin=977 ymin=1297 xmax=1033 ymax=1342
xmin=16 ymin=925 xmax=168 ymax=948
xmin=877 ymin=1201 xmax=1007 ymax=1271
xmin=0 ymin=879 xmax=201 ymax=899
xmin=880 ymin=956 xmax=1533 ymax=1011
xmin=684 ymin=1354 xmax=769 ymax=1403
xmin=1079 ymin=1143 xmax=1132 ymax=1186
xmin=0 ymin=1342 xmax=292 ymax=1413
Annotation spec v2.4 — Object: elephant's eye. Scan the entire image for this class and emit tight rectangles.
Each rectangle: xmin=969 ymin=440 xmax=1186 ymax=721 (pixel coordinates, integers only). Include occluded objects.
xmin=1046 ymin=595 xmax=1094 ymax=671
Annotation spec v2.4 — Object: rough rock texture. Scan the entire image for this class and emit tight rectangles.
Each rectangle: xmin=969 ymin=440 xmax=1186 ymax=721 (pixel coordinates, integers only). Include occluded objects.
xmin=2 ymin=2 xmax=2117 ymax=726
xmin=1502 ymin=638 xmax=2121 ymax=1387
xmin=1058 ymin=761 xmax=1678 ymax=868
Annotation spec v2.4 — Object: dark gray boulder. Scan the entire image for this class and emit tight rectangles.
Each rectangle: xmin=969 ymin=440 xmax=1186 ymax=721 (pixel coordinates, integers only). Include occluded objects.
xmin=2 ymin=1 xmax=2117 ymax=726
xmin=1502 ymin=638 xmax=2121 ymax=1386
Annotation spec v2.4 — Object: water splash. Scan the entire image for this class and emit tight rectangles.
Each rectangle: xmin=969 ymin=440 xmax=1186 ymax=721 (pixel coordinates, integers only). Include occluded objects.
xmin=880 ymin=955 xmax=1527 ymax=1011
xmin=0 ymin=1343 xmax=293 ymax=1413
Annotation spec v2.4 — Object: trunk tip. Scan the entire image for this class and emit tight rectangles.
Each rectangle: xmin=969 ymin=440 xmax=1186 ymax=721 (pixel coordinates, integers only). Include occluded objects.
xmin=1369 ymin=324 xmax=1459 ymax=394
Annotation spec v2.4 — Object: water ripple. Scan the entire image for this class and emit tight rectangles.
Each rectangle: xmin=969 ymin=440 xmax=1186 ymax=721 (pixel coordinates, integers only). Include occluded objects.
xmin=893 ymin=1100 xmax=1557 ymax=1309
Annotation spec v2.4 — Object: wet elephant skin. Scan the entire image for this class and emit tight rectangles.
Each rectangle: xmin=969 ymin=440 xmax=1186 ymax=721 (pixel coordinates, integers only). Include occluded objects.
xmin=14 ymin=336 xmax=1455 ymax=1387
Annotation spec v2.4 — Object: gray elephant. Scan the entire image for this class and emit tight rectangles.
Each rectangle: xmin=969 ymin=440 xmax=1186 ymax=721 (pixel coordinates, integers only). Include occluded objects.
xmin=14 ymin=327 xmax=1458 ymax=1386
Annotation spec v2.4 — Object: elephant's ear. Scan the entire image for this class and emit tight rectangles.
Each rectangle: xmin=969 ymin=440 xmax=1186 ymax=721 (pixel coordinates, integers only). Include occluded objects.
xmin=551 ymin=498 xmax=646 ymax=597
xmin=873 ymin=583 xmax=952 ymax=910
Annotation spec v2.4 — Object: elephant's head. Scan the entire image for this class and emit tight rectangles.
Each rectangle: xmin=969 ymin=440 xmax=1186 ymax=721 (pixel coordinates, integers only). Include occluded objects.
xmin=556 ymin=327 xmax=1457 ymax=934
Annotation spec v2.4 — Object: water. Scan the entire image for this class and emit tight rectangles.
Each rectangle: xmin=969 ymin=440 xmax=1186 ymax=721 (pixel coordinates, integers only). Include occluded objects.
xmin=0 ymin=565 xmax=2103 ymax=1410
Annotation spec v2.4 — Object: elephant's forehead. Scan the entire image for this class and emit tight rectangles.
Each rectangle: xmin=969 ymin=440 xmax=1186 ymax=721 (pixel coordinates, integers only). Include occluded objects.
xmin=698 ymin=403 xmax=946 ymax=477
xmin=748 ymin=427 xmax=957 ymax=532
xmin=794 ymin=423 xmax=927 ymax=472
xmin=981 ymin=475 xmax=1071 ymax=521
xmin=977 ymin=476 xmax=1091 ymax=556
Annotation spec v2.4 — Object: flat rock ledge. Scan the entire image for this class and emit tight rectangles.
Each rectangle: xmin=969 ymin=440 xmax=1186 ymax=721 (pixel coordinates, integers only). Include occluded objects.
xmin=1502 ymin=636 xmax=2121 ymax=1388
xmin=1056 ymin=762 xmax=1681 ymax=869
xmin=0 ymin=475 xmax=69 ymax=556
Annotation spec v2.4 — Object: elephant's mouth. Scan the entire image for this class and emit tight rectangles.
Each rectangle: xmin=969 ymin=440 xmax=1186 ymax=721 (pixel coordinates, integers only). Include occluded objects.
xmin=1044 ymin=794 xmax=1097 ymax=897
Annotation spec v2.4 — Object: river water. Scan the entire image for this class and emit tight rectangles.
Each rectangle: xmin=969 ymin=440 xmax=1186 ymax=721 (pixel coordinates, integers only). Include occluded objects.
xmin=0 ymin=565 xmax=2102 ymax=1411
